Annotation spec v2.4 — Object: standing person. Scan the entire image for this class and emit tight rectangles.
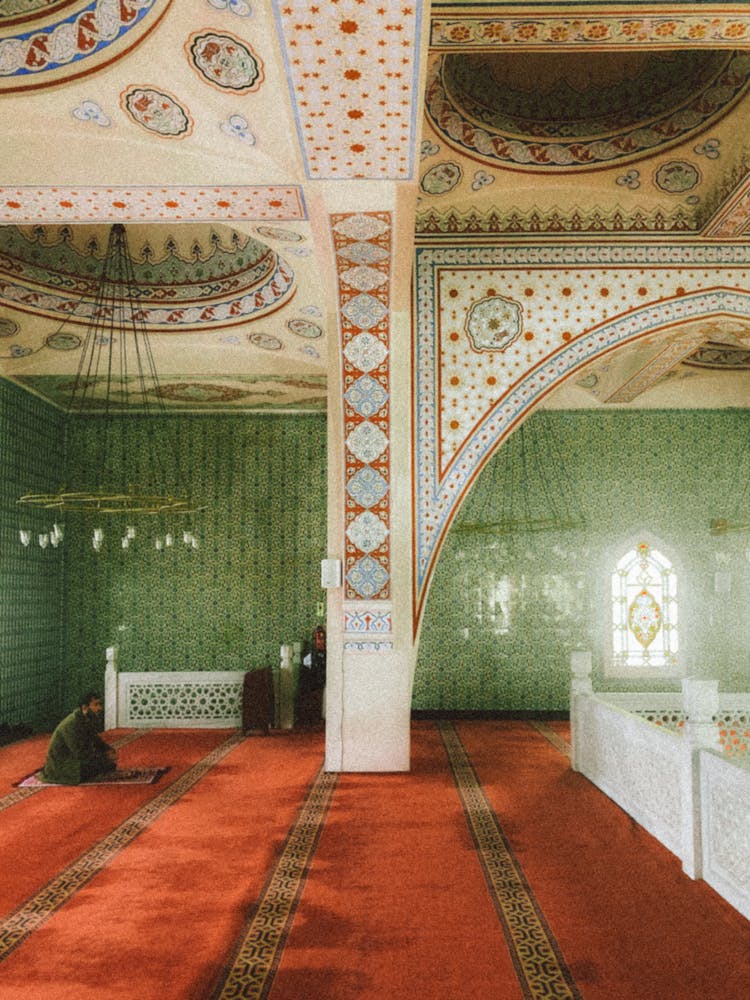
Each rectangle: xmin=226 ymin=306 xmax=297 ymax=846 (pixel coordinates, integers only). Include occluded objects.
xmin=41 ymin=692 xmax=117 ymax=785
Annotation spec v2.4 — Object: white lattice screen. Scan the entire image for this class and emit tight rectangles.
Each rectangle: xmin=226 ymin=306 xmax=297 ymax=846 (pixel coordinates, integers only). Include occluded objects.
xmin=117 ymin=671 xmax=246 ymax=728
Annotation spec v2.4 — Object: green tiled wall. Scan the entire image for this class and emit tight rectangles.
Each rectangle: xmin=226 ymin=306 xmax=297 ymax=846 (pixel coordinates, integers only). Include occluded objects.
xmin=62 ymin=413 xmax=327 ymax=702
xmin=0 ymin=379 xmax=66 ymax=730
xmin=4 ymin=392 xmax=749 ymax=725
xmin=413 ymin=410 xmax=750 ymax=712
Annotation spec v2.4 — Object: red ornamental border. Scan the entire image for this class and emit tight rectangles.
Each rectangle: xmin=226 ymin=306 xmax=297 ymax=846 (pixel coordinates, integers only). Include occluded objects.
xmin=331 ymin=213 xmax=391 ymax=601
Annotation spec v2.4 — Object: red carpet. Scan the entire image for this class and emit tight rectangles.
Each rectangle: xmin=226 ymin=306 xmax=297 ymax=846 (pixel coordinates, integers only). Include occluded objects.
xmin=456 ymin=720 xmax=750 ymax=1000
xmin=263 ymin=722 xmax=526 ymax=1000
xmin=1 ymin=721 xmax=749 ymax=999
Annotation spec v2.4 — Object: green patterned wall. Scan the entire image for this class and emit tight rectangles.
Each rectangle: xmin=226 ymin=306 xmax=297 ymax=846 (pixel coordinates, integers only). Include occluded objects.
xmin=413 ymin=410 xmax=750 ymax=712
xmin=0 ymin=379 xmax=66 ymax=730
xmin=62 ymin=413 xmax=327 ymax=702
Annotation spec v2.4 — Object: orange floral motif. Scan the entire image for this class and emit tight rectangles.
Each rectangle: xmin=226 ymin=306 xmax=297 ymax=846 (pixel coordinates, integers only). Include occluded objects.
xmin=621 ymin=20 xmax=645 ymax=36
xmin=447 ymin=24 xmax=471 ymax=42
xmin=654 ymin=21 xmax=678 ymax=37
xmin=723 ymin=22 xmax=747 ymax=37
xmin=584 ymin=23 xmax=610 ymax=39
xmin=515 ymin=23 xmax=539 ymax=40
xmin=479 ymin=23 xmax=511 ymax=42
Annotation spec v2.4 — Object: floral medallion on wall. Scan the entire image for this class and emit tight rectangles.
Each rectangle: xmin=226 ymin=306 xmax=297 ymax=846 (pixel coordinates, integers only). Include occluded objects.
xmin=186 ymin=30 xmax=264 ymax=93
xmin=121 ymin=86 xmax=193 ymax=138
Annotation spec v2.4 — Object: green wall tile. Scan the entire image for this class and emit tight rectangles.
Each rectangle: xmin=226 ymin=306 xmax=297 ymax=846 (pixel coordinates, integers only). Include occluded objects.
xmin=414 ymin=410 xmax=750 ymax=711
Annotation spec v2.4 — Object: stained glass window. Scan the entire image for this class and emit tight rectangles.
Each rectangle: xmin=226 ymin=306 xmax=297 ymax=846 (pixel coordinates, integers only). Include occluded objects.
xmin=611 ymin=541 xmax=679 ymax=675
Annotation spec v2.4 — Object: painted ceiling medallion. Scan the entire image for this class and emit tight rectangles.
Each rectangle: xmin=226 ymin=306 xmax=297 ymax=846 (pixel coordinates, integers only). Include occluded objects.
xmin=186 ymin=30 xmax=263 ymax=93
xmin=655 ymin=161 xmax=700 ymax=194
xmin=121 ymin=86 xmax=192 ymax=138
xmin=256 ymin=227 xmax=303 ymax=243
xmin=465 ymin=296 xmax=522 ymax=353
xmin=426 ymin=50 xmax=750 ymax=171
xmin=421 ymin=161 xmax=462 ymax=196
xmin=0 ymin=0 xmax=172 ymax=94
xmin=287 ymin=318 xmax=321 ymax=339
xmin=248 ymin=332 xmax=282 ymax=351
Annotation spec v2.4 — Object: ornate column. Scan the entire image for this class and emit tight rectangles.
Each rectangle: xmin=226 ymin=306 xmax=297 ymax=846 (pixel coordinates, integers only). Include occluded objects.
xmin=320 ymin=187 xmax=417 ymax=772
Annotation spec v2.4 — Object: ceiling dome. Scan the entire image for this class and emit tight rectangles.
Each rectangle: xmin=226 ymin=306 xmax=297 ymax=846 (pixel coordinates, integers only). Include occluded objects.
xmin=426 ymin=50 xmax=750 ymax=170
xmin=0 ymin=0 xmax=171 ymax=94
xmin=0 ymin=224 xmax=295 ymax=331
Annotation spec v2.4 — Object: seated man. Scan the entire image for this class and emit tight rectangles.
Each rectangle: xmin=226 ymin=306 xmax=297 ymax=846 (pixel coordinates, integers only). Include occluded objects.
xmin=41 ymin=692 xmax=117 ymax=785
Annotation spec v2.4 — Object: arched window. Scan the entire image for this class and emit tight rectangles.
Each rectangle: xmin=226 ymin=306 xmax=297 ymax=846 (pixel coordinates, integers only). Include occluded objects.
xmin=610 ymin=541 xmax=679 ymax=677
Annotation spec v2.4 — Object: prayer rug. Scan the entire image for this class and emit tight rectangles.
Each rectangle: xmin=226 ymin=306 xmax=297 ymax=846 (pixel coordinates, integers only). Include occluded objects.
xmin=14 ymin=767 xmax=170 ymax=788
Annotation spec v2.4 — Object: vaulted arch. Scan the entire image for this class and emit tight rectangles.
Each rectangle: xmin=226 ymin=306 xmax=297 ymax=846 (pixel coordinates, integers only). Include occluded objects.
xmin=413 ymin=246 xmax=750 ymax=638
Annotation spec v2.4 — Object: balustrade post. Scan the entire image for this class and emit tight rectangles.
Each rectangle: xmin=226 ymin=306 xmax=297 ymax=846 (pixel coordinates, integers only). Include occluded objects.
xmin=278 ymin=644 xmax=295 ymax=730
xmin=570 ymin=650 xmax=593 ymax=773
xmin=680 ymin=677 xmax=720 ymax=879
xmin=104 ymin=645 xmax=118 ymax=730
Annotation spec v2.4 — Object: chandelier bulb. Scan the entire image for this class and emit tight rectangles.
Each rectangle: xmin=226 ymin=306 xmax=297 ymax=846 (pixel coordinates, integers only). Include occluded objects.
xmin=19 ymin=530 xmax=31 ymax=547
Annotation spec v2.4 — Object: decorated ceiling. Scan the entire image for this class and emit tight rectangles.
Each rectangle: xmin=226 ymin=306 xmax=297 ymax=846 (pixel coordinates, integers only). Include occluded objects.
xmin=1 ymin=2 xmax=750 ymax=413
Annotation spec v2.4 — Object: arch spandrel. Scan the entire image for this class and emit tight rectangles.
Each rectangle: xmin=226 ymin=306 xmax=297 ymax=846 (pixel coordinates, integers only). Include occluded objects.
xmin=413 ymin=240 xmax=750 ymax=637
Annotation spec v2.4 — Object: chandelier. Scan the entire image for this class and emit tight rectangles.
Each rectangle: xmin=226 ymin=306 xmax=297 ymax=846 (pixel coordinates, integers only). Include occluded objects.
xmin=17 ymin=223 xmax=203 ymax=550
xmin=454 ymin=410 xmax=585 ymax=537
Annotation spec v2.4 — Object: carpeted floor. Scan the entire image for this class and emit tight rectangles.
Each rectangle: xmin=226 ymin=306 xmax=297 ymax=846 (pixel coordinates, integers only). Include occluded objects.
xmin=0 ymin=721 xmax=748 ymax=999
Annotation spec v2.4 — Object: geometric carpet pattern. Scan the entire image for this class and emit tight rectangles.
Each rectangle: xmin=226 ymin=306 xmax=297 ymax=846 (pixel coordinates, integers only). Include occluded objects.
xmin=528 ymin=720 xmax=572 ymax=759
xmin=438 ymin=720 xmax=582 ymax=1000
xmin=212 ymin=766 xmax=339 ymax=999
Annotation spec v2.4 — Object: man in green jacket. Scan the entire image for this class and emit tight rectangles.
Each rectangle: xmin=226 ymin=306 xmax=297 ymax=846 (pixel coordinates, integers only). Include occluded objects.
xmin=41 ymin=692 xmax=117 ymax=784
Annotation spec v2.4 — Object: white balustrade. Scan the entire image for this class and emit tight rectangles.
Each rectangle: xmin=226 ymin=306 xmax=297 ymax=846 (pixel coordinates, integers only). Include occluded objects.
xmin=571 ymin=651 xmax=750 ymax=920
xmin=103 ymin=644 xmax=301 ymax=729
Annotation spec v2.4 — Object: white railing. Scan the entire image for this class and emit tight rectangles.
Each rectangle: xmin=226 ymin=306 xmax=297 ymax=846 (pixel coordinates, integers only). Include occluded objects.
xmin=574 ymin=693 xmax=684 ymax=857
xmin=103 ymin=644 xmax=302 ymax=729
xmin=700 ymin=750 xmax=750 ymax=921
xmin=571 ymin=652 xmax=750 ymax=921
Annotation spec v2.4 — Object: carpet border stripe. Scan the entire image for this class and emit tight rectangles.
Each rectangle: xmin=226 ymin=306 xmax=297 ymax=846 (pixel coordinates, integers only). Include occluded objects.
xmin=438 ymin=720 xmax=582 ymax=1000
xmin=529 ymin=720 xmax=572 ymax=759
xmin=211 ymin=766 xmax=339 ymax=1000
xmin=0 ymin=731 xmax=243 ymax=962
